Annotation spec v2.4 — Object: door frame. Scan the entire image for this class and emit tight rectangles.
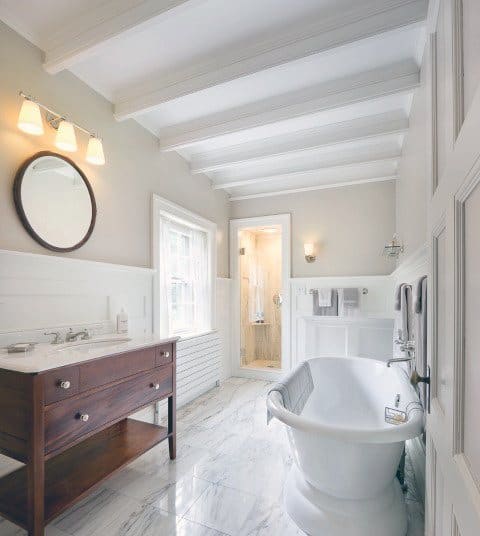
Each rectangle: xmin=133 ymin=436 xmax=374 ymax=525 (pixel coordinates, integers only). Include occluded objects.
xmin=230 ymin=214 xmax=291 ymax=380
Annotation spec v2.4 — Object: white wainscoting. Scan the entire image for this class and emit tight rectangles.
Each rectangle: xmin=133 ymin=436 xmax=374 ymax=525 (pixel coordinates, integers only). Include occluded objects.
xmin=216 ymin=277 xmax=232 ymax=380
xmin=291 ymin=275 xmax=395 ymax=365
xmin=0 ymin=249 xmax=154 ymax=345
xmin=391 ymin=244 xmax=428 ymax=288
xmin=298 ymin=316 xmax=394 ymax=361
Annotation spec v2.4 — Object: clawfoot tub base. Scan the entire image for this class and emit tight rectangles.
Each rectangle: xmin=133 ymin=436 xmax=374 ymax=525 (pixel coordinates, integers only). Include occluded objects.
xmin=284 ymin=465 xmax=407 ymax=536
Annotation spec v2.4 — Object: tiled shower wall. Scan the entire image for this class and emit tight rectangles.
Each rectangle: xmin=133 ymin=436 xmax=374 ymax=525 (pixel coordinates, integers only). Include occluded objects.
xmin=239 ymin=230 xmax=281 ymax=366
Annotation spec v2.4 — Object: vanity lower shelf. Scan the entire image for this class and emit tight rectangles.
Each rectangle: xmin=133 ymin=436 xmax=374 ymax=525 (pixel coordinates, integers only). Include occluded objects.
xmin=0 ymin=418 xmax=169 ymax=529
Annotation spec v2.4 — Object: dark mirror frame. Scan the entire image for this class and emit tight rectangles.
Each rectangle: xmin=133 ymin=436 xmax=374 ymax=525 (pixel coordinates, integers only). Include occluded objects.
xmin=13 ymin=151 xmax=97 ymax=253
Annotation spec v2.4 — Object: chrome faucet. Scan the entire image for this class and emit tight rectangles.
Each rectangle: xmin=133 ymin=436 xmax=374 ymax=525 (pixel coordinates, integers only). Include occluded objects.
xmin=45 ymin=331 xmax=63 ymax=344
xmin=387 ymin=356 xmax=413 ymax=368
xmin=65 ymin=328 xmax=90 ymax=342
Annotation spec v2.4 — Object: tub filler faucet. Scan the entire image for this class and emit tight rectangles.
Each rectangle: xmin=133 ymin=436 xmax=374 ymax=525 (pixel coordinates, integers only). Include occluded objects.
xmin=386 ymin=356 xmax=413 ymax=368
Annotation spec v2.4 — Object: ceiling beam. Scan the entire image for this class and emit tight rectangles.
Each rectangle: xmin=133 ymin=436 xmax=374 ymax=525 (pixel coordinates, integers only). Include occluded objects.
xmin=190 ymin=113 xmax=408 ymax=174
xmin=43 ymin=0 xmax=197 ymax=74
xmin=229 ymin=176 xmax=398 ymax=201
xmin=212 ymin=156 xmax=400 ymax=190
xmin=156 ymin=65 xmax=420 ymax=151
xmin=113 ymin=0 xmax=427 ymax=119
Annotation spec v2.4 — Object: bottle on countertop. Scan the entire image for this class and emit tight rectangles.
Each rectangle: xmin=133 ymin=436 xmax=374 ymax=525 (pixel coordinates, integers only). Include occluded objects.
xmin=117 ymin=307 xmax=129 ymax=334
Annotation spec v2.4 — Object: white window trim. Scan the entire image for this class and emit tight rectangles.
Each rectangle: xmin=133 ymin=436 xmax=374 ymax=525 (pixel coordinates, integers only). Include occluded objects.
xmin=152 ymin=194 xmax=217 ymax=338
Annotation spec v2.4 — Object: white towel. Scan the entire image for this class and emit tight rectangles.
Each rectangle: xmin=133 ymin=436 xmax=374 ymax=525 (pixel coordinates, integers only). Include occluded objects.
xmin=316 ymin=288 xmax=332 ymax=307
xmin=393 ymin=283 xmax=413 ymax=360
xmin=414 ymin=275 xmax=427 ymax=314
xmin=267 ymin=361 xmax=314 ymax=423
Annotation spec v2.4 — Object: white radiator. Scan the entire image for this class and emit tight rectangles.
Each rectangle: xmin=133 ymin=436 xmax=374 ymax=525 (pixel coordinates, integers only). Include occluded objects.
xmin=176 ymin=330 xmax=221 ymax=408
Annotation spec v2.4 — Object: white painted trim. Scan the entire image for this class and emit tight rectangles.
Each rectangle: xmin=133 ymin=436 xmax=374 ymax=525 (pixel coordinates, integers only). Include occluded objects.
xmin=230 ymin=214 xmax=291 ymax=379
xmin=42 ymin=0 xmax=196 ymax=74
xmin=114 ymin=0 xmax=427 ymax=118
xmin=451 ymin=0 xmax=465 ymax=142
xmin=151 ymin=194 xmax=217 ymax=338
xmin=430 ymin=214 xmax=446 ymax=415
xmin=190 ymin=113 xmax=409 ymax=174
xmin=157 ymin=67 xmax=420 ymax=151
xmin=212 ymin=156 xmax=400 ymax=190
xmin=427 ymin=31 xmax=439 ymax=195
xmin=0 ymin=248 xmax=155 ymax=274
xmin=229 ymin=176 xmax=397 ymax=201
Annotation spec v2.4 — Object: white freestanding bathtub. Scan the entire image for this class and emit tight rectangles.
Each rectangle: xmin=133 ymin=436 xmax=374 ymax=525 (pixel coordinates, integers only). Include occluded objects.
xmin=267 ymin=357 xmax=424 ymax=536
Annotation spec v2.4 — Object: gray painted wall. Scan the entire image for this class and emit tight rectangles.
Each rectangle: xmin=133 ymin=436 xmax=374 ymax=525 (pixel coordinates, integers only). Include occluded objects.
xmin=0 ymin=22 xmax=230 ymax=276
xmin=230 ymin=181 xmax=396 ymax=277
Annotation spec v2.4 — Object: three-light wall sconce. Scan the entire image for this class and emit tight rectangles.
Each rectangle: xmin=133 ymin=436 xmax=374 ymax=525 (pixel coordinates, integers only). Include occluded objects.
xmin=304 ymin=243 xmax=316 ymax=263
xmin=17 ymin=91 xmax=105 ymax=166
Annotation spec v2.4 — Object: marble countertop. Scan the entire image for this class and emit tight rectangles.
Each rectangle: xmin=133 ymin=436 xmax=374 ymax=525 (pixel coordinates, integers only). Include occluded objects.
xmin=0 ymin=334 xmax=179 ymax=373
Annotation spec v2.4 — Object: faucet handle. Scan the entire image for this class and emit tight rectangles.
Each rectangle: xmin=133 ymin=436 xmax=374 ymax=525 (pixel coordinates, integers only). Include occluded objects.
xmin=81 ymin=329 xmax=91 ymax=340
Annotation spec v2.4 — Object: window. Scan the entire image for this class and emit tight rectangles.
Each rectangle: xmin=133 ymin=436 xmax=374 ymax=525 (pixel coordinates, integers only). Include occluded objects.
xmin=168 ymin=223 xmax=206 ymax=334
xmin=153 ymin=196 xmax=216 ymax=338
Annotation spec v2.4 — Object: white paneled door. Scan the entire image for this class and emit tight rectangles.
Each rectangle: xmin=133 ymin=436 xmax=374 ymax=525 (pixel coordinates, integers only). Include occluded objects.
xmin=425 ymin=1 xmax=480 ymax=534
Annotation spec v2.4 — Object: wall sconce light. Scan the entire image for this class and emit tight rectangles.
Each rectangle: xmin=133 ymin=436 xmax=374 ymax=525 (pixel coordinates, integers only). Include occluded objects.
xmin=304 ymin=243 xmax=316 ymax=263
xmin=17 ymin=98 xmax=44 ymax=136
xmin=17 ymin=92 xmax=105 ymax=166
xmin=383 ymin=234 xmax=404 ymax=259
xmin=55 ymin=120 xmax=77 ymax=152
xmin=86 ymin=136 xmax=106 ymax=166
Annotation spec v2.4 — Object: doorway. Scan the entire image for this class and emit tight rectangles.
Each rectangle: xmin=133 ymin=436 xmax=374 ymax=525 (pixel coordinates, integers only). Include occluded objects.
xmin=230 ymin=215 xmax=291 ymax=379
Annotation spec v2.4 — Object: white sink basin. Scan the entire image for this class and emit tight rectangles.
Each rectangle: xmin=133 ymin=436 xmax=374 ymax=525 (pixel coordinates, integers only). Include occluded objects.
xmin=53 ymin=337 xmax=132 ymax=353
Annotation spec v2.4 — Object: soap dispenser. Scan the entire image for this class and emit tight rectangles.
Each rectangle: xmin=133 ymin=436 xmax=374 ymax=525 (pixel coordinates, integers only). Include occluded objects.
xmin=117 ymin=308 xmax=129 ymax=334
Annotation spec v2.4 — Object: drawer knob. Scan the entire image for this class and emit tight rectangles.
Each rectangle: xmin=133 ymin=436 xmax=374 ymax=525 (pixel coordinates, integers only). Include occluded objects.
xmin=79 ymin=414 xmax=89 ymax=422
xmin=59 ymin=380 xmax=71 ymax=390
xmin=151 ymin=383 xmax=160 ymax=390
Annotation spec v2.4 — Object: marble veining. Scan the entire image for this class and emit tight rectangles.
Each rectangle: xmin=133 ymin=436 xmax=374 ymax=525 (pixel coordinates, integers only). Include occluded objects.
xmin=0 ymin=334 xmax=178 ymax=373
xmin=0 ymin=378 xmax=424 ymax=535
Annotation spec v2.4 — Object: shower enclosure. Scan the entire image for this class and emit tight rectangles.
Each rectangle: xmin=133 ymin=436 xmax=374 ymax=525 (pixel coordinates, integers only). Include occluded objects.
xmin=231 ymin=215 xmax=291 ymax=377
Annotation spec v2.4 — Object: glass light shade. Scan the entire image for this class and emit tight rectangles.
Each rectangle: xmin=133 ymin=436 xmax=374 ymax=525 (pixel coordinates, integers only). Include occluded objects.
xmin=17 ymin=99 xmax=44 ymax=136
xmin=86 ymin=137 xmax=105 ymax=166
xmin=304 ymin=243 xmax=314 ymax=256
xmin=55 ymin=121 xmax=77 ymax=152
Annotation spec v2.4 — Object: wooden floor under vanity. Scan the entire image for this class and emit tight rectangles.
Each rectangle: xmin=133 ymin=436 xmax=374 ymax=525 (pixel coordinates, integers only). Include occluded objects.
xmin=0 ymin=339 xmax=177 ymax=536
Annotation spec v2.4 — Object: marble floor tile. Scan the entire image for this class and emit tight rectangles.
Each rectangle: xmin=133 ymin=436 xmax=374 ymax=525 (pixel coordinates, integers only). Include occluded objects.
xmin=182 ymin=483 xmax=260 ymax=535
xmin=107 ymin=471 xmax=211 ymax=516
xmin=0 ymin=519 xmax=69 ymax=536
xmin=0 ymin=378 xmax=424 ymax=536
xmin=53 ymin=488 xmax=143 ymax=536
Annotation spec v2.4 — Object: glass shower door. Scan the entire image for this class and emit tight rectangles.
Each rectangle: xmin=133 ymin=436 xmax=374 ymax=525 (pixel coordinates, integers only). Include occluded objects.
xmin=239 ymin=226 xmax=282 ymax=370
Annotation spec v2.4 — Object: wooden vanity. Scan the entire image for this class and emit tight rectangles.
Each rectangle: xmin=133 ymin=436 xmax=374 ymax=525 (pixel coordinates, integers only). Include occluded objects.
xmin=0 ymin=338 xmax=177 ymax=536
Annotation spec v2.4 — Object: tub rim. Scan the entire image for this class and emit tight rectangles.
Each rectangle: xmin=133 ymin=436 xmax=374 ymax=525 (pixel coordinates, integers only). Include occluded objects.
xmin=266 ymin=356 xmax=425 ymax=444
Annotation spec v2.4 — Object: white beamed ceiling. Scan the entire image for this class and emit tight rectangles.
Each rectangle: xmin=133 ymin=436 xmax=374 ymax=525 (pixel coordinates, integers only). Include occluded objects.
xmin=0 ymin=0 xmax=428 ymax=199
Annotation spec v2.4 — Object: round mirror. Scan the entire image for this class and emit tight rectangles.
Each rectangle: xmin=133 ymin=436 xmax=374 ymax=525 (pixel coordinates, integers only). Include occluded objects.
xmin=13 ymin=152 xmax=96 ymax=252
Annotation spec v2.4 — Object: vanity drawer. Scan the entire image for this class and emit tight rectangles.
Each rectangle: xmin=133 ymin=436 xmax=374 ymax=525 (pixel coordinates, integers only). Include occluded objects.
xmin=79 ymin=347 xmax=157 ymax=391
xmin=155 ymin=344 xmax=173 ymax=366
xmin=44 ymin=365 xmax=80 ymax=405
xmin=45 ymin=365 xmax=173 ymax=454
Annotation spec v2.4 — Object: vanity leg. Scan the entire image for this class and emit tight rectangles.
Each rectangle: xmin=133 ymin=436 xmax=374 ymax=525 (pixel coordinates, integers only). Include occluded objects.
xmin=168 ymin=395 xmax=176 ymax=460
xmin=27 ymin=375 xmax=45 ymax=536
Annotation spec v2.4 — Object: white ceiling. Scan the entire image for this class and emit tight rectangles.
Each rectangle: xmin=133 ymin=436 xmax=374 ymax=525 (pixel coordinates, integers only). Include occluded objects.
xmin=0 ymin=0 xmax=428 ymax=200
